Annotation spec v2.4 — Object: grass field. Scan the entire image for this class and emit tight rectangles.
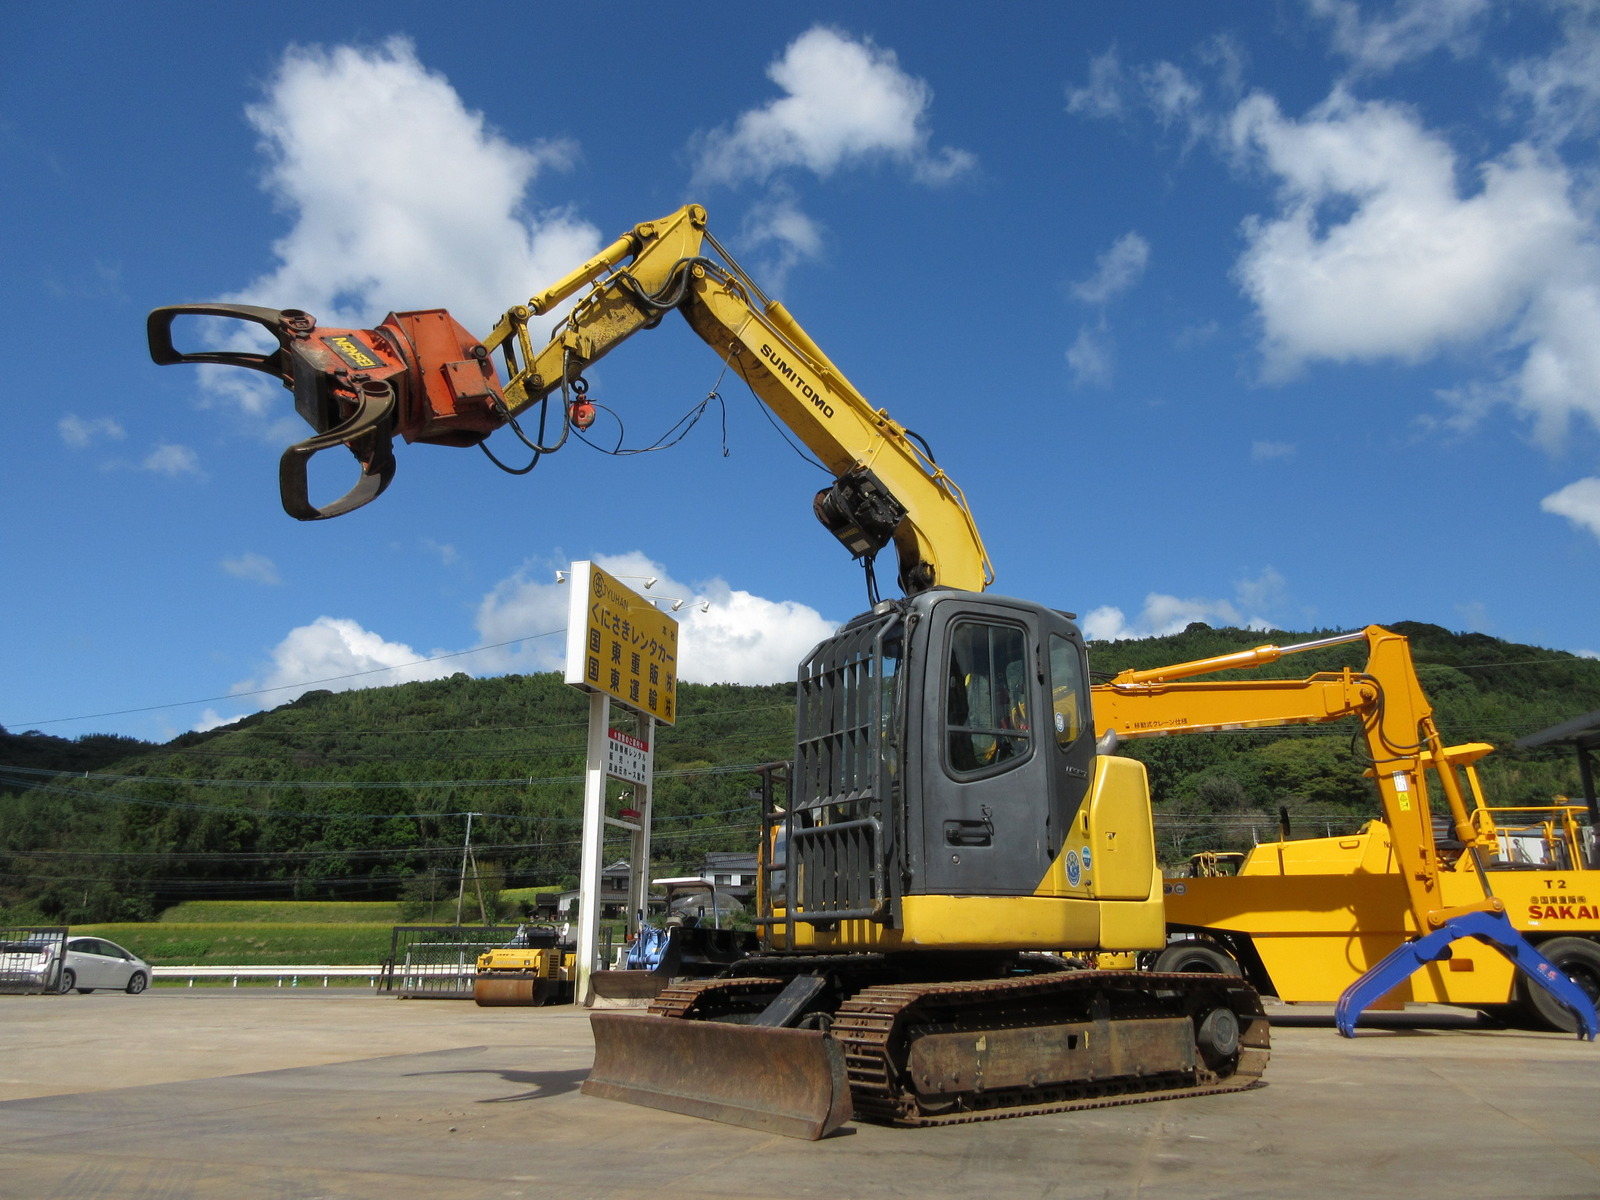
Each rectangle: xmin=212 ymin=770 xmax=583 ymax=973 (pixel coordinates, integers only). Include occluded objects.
xmin=157 ymin=900 xmax=405 ymax=925
xmin=76 ymin=896 xmax=573 ymax=964
xmin=75 ymin=922 xmax=397 ymax=965
xmin=63 ymin=894 xmax=588 ymax=970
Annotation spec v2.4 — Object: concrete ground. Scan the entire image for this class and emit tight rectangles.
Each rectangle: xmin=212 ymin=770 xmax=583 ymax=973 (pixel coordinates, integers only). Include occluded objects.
xmin=1 ymin=989 xmax=1597 ymax=1199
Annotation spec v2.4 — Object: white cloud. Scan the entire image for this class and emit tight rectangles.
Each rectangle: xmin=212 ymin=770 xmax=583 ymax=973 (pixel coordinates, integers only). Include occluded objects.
xmin=141 ymin=444 xmax=202 ymax=476
xmin=1307 ymin=0 xmax=1490 ymax=75
xmin=693 ymin=26 xmax=974 ymax=188
xmin=739 ymin=186 xmax=825 ymax=291
xmin=1141 ymin=59 xmax=1206 ymax=129
xmin=236 ymin=616 xmax=458 ymax=704
xmin=204 ymin=38 xmax=601 ymax=414
xmin=1542 ymin=477 xmax=1600 ymax=541
xmin=58 ymin=414 xmax=125 ymax=448
xmin=1251 ymin=439 xmax=1297 ymax=462
xmin=471 ymin=567 xmax=573 ymax=675
xmin=209 ymin=555 xmax=838 ymax=729
xmin=1066 ymin=322 xmax=1115 ymax=387
xmin=1234 ymin=566 xmax=1288 ymax=615
xmin=674 ymin=581 xmax=838 ymax=685
xmin=423 ymin=538 xmax=459 ymax=566
xmin=1174 ymin=319 xmax=1221 ymax=349
xmin=1065 ymin=48 xmax=1131 ymax=121
xmin=1230 ymin=90 xmax=1592 ymax=408
xmin=1072 ymin=232 xmax=1151 ymax=304
xmin=1067 ymin=28 xmax=1600 ymax=455
xmin=193 ymin=708 xmax=238 ymax=734
xmin=1505 ymin=4 xmax=1600 ymax=146
xmin=1082 ymin=571 xmax=1283 ymax=641
xmin=1455 ymin=599 xmax=1491 ymax=633
xmin=473 ymin=551 xmax=839 ymax=684
xmin=1511 ymin=273 xmax=1600 ymax=445
xmin=221 ymin=552 xmax=282 ymax=586
xmin=1066 ymin=49 xmax=1213 ymax=142
xmin=1083 ymin=595 xmax=1245 ymax=642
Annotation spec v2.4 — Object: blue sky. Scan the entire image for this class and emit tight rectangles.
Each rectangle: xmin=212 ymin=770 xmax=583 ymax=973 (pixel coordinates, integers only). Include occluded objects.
xmin=5 ymin=1 xmax=1599 ymax=743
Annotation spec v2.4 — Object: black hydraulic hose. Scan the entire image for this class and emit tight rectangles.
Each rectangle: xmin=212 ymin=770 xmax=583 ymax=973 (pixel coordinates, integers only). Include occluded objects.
xmin=905 ymin=428 xmax=938 ymax=465
xmin=478 ymin=349 xmax=584 ymax=474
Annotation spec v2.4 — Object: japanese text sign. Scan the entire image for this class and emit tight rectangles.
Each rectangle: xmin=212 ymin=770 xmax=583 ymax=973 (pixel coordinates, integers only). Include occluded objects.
xmin=606 ymin=728 xmax=650 ymax=785
xmin=563 ymin=561 xmax=679 ymax=724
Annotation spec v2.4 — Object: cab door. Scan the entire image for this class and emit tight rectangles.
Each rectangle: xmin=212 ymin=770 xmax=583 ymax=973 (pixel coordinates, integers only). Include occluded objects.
xmin=913 ymin=597 xmax=1056 ymax=897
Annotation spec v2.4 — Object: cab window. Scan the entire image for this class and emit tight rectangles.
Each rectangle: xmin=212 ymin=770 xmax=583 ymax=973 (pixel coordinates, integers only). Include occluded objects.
xmin=946 ymin=621 xmax=1031 ymax=773
xmin=1049 ymin=633 xmax=1089 ymax=749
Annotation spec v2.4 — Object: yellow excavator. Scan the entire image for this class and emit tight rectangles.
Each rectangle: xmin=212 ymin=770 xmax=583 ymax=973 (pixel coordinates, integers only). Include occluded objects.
xmin=149 ymin=204 xmax=1267 ymax=1139
xmin=1091 ymin=627 xmax=1600 ymax=1036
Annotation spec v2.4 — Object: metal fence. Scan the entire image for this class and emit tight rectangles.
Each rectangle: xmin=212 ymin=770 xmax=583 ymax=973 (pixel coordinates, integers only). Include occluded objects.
xmin=0 ymin=925 xmax=67 ymax=995
xmin=380 ymin=925 xmax=528 ymax=998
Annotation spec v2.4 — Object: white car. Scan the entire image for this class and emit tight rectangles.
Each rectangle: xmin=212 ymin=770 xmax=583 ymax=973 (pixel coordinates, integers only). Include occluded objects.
xmin=0 ymin=936 xmax=63 ymax=992
xmin=57 ymin=937 xmax=151 ymax=995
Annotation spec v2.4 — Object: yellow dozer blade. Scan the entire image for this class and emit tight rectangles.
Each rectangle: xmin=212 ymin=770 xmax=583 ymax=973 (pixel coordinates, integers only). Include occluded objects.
xmin=583 ymin=1012 xmax=852 ymax=1140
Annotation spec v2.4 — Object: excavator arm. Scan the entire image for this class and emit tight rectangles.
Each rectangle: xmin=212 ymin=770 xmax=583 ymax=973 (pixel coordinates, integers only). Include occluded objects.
xmin=148 ymin=204 xmax=991 ymax=598
xmin=1091 ymin=626 xmax=1598 ymax=1038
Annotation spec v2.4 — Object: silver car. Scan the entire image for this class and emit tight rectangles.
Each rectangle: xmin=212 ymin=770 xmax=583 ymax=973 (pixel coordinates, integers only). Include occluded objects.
xmin=57 ymin=937 xmax=151 ymax=994
xmin=0 ymin=937 xmax=63 ymax=991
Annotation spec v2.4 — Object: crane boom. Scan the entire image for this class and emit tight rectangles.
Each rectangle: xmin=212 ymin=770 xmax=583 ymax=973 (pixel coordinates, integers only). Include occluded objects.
xmin=1092 ymin=627 xmax=1493 ymax=932
xmin=1091 ymin=626 xmax=1598 ymax=1038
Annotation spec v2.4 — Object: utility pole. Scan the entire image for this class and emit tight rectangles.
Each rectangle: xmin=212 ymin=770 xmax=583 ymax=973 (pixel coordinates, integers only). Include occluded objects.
xmin=454 ymin=811 xmax=479 ymax=927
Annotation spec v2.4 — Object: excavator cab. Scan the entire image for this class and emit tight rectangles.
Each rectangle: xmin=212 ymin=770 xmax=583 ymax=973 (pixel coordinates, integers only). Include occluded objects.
xmin=765 ymin=591 xmax=1097 ymax=952
xmin=755 ymin=595 xmax=1107 ymax=960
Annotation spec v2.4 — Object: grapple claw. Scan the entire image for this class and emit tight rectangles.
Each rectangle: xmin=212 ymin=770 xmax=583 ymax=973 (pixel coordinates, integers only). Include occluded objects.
xmin=149 ymin=304 xmax=507 ymax=520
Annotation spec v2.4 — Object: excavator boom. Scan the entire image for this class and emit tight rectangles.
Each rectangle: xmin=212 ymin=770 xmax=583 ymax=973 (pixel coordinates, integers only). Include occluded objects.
xmin=149 ymin=205 xmax=990 ymax=599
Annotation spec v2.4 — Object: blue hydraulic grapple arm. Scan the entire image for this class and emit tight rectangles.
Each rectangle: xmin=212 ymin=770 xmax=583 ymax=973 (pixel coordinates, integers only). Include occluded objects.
xmin=1335 ymin=909 xmax=1598 ymax=1039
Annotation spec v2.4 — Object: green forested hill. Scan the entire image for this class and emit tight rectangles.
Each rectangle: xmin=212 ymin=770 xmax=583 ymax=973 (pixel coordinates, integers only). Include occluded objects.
xmin=1 ymin=673 xmax=795 ymax=923
xmin=3 ymin=620 xmax=1596 ymax=923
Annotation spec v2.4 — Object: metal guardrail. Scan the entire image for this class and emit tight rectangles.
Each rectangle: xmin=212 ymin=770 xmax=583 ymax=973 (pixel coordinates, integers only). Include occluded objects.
xmin=153 ymin=965 xmax=383 ymax=988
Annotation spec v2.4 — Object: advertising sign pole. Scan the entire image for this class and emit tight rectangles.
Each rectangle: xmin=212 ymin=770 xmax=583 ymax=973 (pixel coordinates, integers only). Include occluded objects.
xmin=562 ymin=561 xmax=679 ymax=1006
xmin=574 ymin=689 xmax=609 ymax=1006
xmin=633 ymin=715 xmax=654 ymax=936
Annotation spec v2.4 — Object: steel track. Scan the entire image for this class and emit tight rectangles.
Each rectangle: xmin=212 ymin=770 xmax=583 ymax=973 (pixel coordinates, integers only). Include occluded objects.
xmin=651 ymin=969 xmax=1269 ymax=1128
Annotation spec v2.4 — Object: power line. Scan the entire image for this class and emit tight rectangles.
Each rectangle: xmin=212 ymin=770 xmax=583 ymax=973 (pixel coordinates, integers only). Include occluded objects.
xmin=160 ymin=699 xmax=796 ymax=747
xmin=5 ymin=805 xmax=767 ymax=863
xmin=0 ymin=766 xmax=775 ymax=821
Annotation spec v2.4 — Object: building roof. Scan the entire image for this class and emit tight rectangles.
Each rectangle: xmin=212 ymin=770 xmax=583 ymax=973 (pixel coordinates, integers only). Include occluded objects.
xmin=1515 ymin=710 xmax=1600 ymax=751
xmin=701 ymin=851 xmax=758 ymax=870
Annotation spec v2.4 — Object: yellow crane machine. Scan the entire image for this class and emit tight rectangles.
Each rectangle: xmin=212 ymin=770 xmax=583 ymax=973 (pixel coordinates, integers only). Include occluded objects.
xmin=1091 ymin=627 xmax=1600 ymax=1035
xmin=149 ymin=204 xmax=1267 ymax=1139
